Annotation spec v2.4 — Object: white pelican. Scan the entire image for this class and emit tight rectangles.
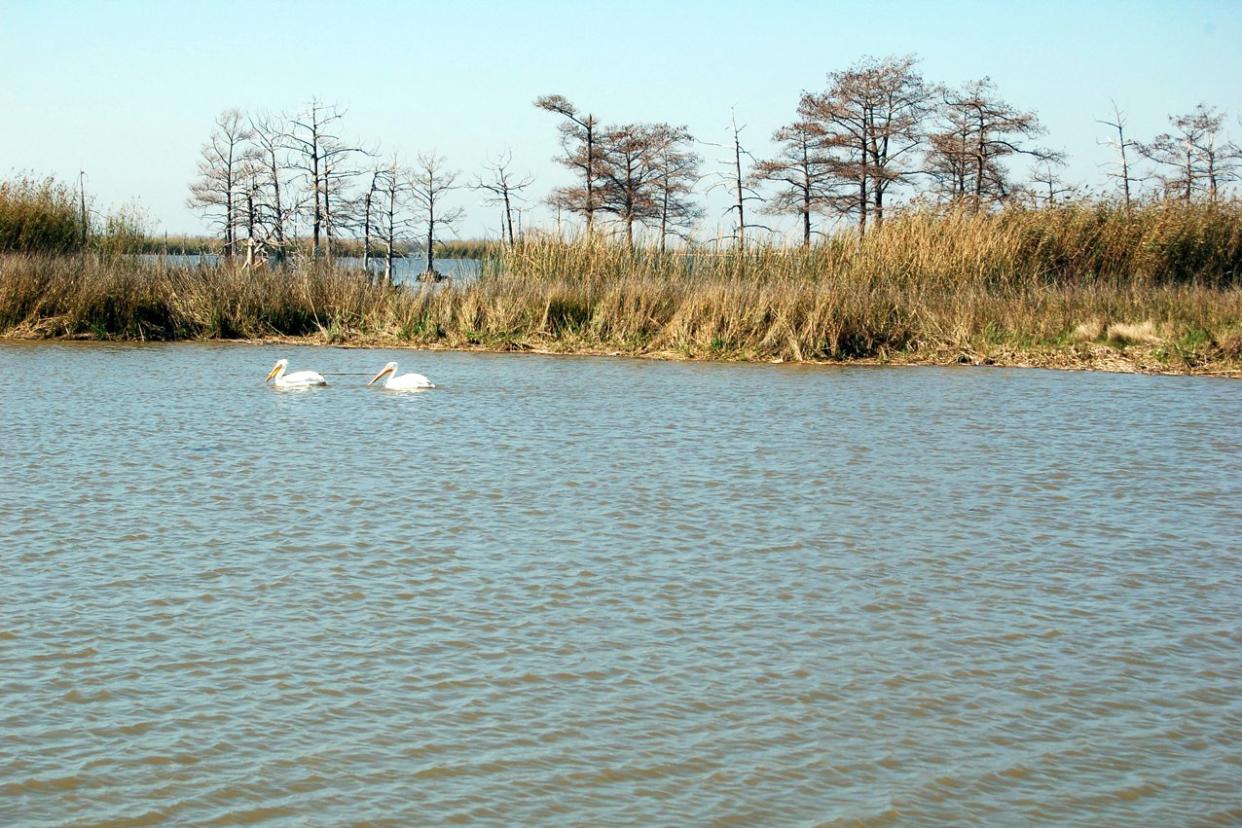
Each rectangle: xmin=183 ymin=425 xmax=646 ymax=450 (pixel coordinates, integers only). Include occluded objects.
xmin=368 ymin=361 xmax=435 ymax=390
xmin=265 ymin=358 xmax=327 ymax=387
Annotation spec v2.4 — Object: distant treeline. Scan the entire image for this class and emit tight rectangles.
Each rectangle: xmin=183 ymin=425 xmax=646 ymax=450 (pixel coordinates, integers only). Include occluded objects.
xmin=3 ymin=54 xmax=1240 ymax=264
xmin=172 ymin=54 xmax=1239 ymax=262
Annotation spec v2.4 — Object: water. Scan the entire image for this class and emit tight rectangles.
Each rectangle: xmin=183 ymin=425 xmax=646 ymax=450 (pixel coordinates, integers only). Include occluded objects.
xmin=2 ymin=343 xmax=1240 ymax=826
xmin=136 ymin=254 xmax=482 ymax=284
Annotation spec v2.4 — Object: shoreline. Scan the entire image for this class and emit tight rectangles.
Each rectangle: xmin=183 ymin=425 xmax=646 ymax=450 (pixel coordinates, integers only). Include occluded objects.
xmin=4 ymin=207 xmax=1240 ymax=380
xmin=4 ymin=331 xmax=1239 ymax=378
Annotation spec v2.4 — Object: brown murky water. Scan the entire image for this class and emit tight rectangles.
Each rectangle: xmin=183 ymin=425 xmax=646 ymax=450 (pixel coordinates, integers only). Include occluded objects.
xmin=2 ymin=343 xmax=1240 ymax=825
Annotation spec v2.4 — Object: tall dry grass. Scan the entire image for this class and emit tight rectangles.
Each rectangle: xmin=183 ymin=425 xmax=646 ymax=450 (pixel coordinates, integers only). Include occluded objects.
xmin=2 ymin=201 xmax=1240 ymax=368
xmin=0 ymin=255 xmax=398 ymax=340
xmin=0 ymin=177 xmax=83 ymax=254
xmin=1 ymin=175 xmax=151 ymax=256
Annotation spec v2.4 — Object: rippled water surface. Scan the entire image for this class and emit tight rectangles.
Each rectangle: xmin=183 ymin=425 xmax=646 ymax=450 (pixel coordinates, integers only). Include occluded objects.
xmin=2 ymin=343 xmax=1240 ymax=826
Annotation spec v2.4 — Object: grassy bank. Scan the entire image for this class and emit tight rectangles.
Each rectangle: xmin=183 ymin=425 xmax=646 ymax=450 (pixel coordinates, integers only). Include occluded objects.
xmin=2 ymin=202 xmax=1240 ymax=374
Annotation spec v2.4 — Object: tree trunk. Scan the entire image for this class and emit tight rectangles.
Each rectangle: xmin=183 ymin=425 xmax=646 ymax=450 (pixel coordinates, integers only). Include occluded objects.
xmin=858 ymin=131 xmax=869 ymax=236
xmin=734 ymin=131 xmax=745 ymax=248
xmin=585 ymin=119 xmax=595 ymax=237
xmin=311 ymin=142 xmax=321 ymax=256
xmin=1184 ymin=145 xmax=1193 ymax=202
xmin=1207 ymin=150 xmax=1218 ymax=203
xmin=225 ymin=193 xmax=234 ymax=256
xmin=78 ymin=172 xmax=88 ymax=247
xmin=426 ymin=198 xmax=435 ymax=275
xmin=503 ymin=189 xmax=514 ymax=246
xmin=245 ymin=183 xmax=256 ymax=267
xmin=800 ymin=146 xmax=812 ymax=247
xmin=1117 ymin=123 xmax=1132 ymax=213
xmin=270 ymin=158 xmax=286 ymax=261
xmin=362 ymin=184 xmax=374 ymax=276
xmin=868 ymin=106 xmax=884 ymax=228
xmin=659 ymin=178 xmax=670 ymax=253
xmin=385 ymin=187 xmax=396 ymax=285
xmin=324 ymin=180 xmax=334 ymax=259
xmin=858 ymin=178 xmax=867 ymax=237
xmin=802 ymin=189 xmax=811 ymax=247
xmin=972 ymin=110 xmax=987 ymax=212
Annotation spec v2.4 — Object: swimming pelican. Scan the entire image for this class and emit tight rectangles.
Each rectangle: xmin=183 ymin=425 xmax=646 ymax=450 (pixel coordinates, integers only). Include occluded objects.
xmin=368 ymin=361 xmax=435 ymax=390
xmin=265 ymin=358 xmax=327 ymax=387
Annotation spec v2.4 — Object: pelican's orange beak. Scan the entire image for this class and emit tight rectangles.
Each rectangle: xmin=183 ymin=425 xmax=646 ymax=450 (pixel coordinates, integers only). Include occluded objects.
xmin=265 ymin=365 xmax=280 ymax=382
xmin=368 ymin=366 xmax=392 ymax=386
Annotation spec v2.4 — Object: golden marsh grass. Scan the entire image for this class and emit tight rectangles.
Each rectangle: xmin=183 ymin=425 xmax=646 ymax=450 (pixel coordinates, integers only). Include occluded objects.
xmin=2 ymin=202 xmax=1240 ymax=373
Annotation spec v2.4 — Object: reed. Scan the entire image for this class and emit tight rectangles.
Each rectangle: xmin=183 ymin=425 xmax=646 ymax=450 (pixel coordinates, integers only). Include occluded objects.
xmin=2 ymin=201 xmax=1240 ymax=372
xmin=1 ymin=176 xmax=155 ymax=256
xmin=0 ymin=176 xmax=83 ymax=254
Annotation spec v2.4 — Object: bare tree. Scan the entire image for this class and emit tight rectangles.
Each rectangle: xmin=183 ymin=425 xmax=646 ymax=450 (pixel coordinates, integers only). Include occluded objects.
xmin=704 ymin=111 xmax=766 ymax=247
xmin=1030 ymin=159 xmax=1074 ymax=206
xmin=650 ymin=127 xmax=702 ymax=251
xmin=238 ymin=164 xmax=265 ymax=265
xmin=728 ymin=113 xmax=755 ymax=246
xmin=925 ymin=78 xmax=1061 ymax=210
xmin=283 ymin=100 xmax=330 ymax=256
xmin=862 ymin=56 xmax=932 ymax=225
xmin=923 ymin=99 xmax=976 ymax=205
xmin=1185 ymin=105 xmax=1238 ymax=202
xmin=361 ymin=166 xmax=382 ymax=274
xmin=364 ymin=157 xmax=413 ymax=284
xmin=1096 ymin=101 xmax=1140 ymax=211
xmin=248 ymin=112 xmax=295 ymax=260
xmin=409 ymin=153 xmax=464 ymax=278
xmin=77 ymin=170 xmax=89 ymax=247
xmin=1138 ymin=105 xmax=1242 ymax=203
xmin=473 ymin=150 xmax=534 ymax=246
xmin=798 ymin=56 xmax=931 ymax=234
xmin=188 ymin=108 xmax=253 ymax=256
xmin=799 ymin=92 xmax=868 ymax=233
xmin=590 ymin=122 xmax=672 ymax=247
xmin=535 ymin=95 xmax=601 ymax=236
xmin=283 ymin=100 xmax=361 ymax=257
xmin=752 ymin=119 xmax=836 ymax=246
xmin=321 ymin=136 xmax=368 ymax=256
xmin=1139 ymin=108 xmax=1207 ymax=202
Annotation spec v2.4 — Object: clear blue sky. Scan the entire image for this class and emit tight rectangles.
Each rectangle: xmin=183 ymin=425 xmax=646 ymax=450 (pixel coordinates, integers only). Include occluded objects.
xmin=2 ymin=0 xmax=1239 ymax=239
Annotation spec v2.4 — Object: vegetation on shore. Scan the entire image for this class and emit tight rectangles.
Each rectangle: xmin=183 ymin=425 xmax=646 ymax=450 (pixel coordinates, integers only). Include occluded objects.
xmin=5 ymin=55 xmax=1236 ymax=380
xmin=0 ymin=176 xmax=497 ymax=260
xmin=2 ymin=176 xmax=162 ymax=257
xmin=2 ymin=201 xmax=1239 ymax=374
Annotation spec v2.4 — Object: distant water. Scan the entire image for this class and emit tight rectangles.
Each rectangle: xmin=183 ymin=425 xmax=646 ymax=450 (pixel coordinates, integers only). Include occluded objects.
xmin=136 ymin=254 xmax=482 ymax=284
xmin=1 ymin=343 xmax=1240 ymax=826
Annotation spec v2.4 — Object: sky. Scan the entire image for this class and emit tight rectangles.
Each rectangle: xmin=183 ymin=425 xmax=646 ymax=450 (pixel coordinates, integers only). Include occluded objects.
xmin=2 ymin=0 xmax=1240 ymax=240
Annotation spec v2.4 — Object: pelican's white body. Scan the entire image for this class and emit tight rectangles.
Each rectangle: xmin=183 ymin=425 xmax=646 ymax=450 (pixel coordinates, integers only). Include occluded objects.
xmin=369 ymin=362 xmax=434 ymax=390
xmin=265 ymin=359 xmax=327 ymax=387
